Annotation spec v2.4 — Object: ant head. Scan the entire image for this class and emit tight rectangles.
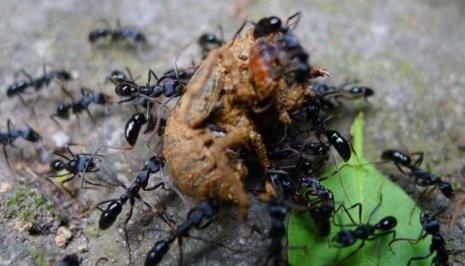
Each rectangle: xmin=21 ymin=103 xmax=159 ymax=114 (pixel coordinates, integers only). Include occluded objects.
xmin=253 ymin=16 xmax=283 ymax=39
xmin=57 ymin=103 xmax=70 ymax=118
xmin=439 ymin=181 xmax=453 ymax=198
xmin=115 ymin=83 xmax=137 ymax=97
xmin=381 ymin=150 xmax=411 ymax=167
xmin=375 ymin=216 xmax=397 ymax=231
xmin=50 ymin=159 xmax=65 ymax=171
xmin=146 ymin=240 xmax=170 ymax=265
xmin=98 ymin=201 xmax=122 ymax=230
xmin=88 ymin=29 xmax=110 ymax=43
xmin=55 ymin=71 xmax=73 ymax=81
xmin=24 ymin=127 xmax=41 ymax=142
xmin=420 ymin=212 xmax=440 ymax=234
xmin=349 ymin=86 xmax=374 ymax=97
xmin=134 ymin=32 xmax=147 ymax=43
xmin=6 ymin=81 xmax=27 ymax=97
xmin=333 ymin=230 xmax=356 ymax=247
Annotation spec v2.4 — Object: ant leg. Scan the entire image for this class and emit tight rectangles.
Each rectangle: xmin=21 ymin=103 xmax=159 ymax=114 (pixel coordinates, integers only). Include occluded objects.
xmin=410 ymin=152 xmax=424 ymax=168
xmin=367 ymin=195 xmax=383 ymax=224
xmin=144 ymin=182 xmax=165 ymax=191
xmin=339 ymin=240 xmax=365 ymax=263
xmin=60 ymin=175 xmax=77 ymax=197
xmin=60 ymin=86 xmax=75 ymax=101
xmin=147 ymin=69 xmax=159 ymax=86
xmin=18 ymin=94 xmax=30 ymax=107
xmin=2 ymin=146 xmax=17 ymax=180
xmin=332 ymin=203 xmax=359 ymax=226
xmin=95 ymin=199 xmax=117 ymax=211
xmin=286 ymin=11 xmax=302 ymax=31
xmin=125 ymin=67 xmax=134 ymax=81
xmin=84 ymin=108 xmax=97 ymax=124
xmin=178 ymin=237 xmax=184 ymax=266
xmin=229 ymin=20 xmax=248 ymax=47
xmin=407 ymin=252 xmax=433 ymax=266
xmin=118 ymin=96 xmax=137 ymax=104
xmin=123 ymin=202 xmax=134 ymax=264
xmin=18 ymin=69 xmax=34 ymax=82
xmin=96 ymin=18 xmax=112 ymax=30
xmin=389 ymin=232 xmax=427 ymax=249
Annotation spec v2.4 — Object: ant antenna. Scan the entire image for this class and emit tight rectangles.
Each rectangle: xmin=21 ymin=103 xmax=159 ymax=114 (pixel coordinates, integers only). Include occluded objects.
xmin=286 ymin=11 xmax=302 ymax=32
xmin=229 ymin=20 xmax=249 ymax=48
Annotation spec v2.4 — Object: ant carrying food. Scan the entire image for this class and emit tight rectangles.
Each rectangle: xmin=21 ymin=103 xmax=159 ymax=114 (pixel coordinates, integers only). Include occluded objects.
xmin=0 ymin=119 xmax=41 ymax=178
xmin=51 ymin=87 xmax=112 ymax=124
xmin=381 ymin=149 xmax=454 ymax=199
xmin=6 ymin=66 xmax=73 ymax=104
xmin=332 ymin=195 xmax=397 ymax=263
xmin=145 ymin=200 xmax=218 ymax=266
xmin=97 ymin=155 xmax=170 ymax=262
xmin=47 ymin=145 xmax=103 ymax=196
xmin=390 ymin=211 xmax=456 ymax=266
xmin=89 ymin=19 xmax=147 ymax=48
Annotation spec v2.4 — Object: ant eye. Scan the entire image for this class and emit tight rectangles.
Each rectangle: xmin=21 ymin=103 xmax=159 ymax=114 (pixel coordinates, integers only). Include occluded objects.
xmin=269 ymin=17 xmax=282 ymax=30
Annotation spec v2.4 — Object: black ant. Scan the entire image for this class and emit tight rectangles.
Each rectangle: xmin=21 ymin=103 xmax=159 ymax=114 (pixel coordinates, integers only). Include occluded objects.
xmin=89 ymin=20 xmax=147 ymax=47
xmin=145 ymin=200 xmax=218 ymax=266
xmin=51 ymin=87 xmax=112 ymax=124
xmin=389 ymin=211 xmax=454 ymax=266
xmin=97 ymin=155 xmax=168 ymax=263
xmin=0 ymin=119 xmax=41 ymax=178
xmin=252 ymin=12 xmax=301 ymax=39
xmin=312 ymin=81 xmax=374 ymax=106
xmin=331 ymin=195 xmax=397 ymax=263
xmin=265 ymin=200 xmax=289 ymax=266
xmin=47 ymin=145 xmax=103 ymax=196
xmin=381 ymin=149 xmax=453 ymax=199
xmin=6 ymin=66 xmax=72 ymax=104
xmin=291 ymin=98 xmax=352 ymax=162
xmin=198 ymin=32 xmax=223 ymax=58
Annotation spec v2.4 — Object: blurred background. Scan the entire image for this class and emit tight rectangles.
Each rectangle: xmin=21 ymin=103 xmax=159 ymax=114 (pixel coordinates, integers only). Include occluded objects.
xmin=0 ymin=0 xmax=464 ymax=265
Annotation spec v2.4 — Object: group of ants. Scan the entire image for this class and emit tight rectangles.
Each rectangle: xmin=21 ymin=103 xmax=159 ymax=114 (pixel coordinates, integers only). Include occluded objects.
xmin=1 ymin=13 xmax=462 ymax=266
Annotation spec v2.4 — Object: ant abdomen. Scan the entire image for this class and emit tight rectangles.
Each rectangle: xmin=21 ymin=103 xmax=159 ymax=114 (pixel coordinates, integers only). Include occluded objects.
xmin=99 ymin=202 xmax=122 ymax=230
xmin=145 ymin=240 xmax=170 ymax=266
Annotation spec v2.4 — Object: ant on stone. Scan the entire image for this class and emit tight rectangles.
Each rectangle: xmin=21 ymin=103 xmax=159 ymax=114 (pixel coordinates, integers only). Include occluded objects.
xmin=51 ymin=87 xmax=112 ymax=124
xmin=0 ymin=119 xmax=41 ymax=178
xmin=331 ymin=195 xmax=397 ymax=263
xmin=145 ymin=200 xmax=218 ymax=266
xmin=381 ymin=149 xmax=454 ymax=199
xmin=6 ymin=66 xmax=73 ymax=104
xmin=47 ymin=145 xmax=104 ymax=196
xmin=97 ymin=155 xmax=170 ymax=263
xmin=89 ymin=19 xmax=147 ymax=48
xmin=389 ymin=210 xmax=457 ymax=266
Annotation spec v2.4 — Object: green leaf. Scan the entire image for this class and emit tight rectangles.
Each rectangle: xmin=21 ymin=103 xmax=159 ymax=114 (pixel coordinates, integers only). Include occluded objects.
xmin=288 ymin=113 xmax=431 ymax=266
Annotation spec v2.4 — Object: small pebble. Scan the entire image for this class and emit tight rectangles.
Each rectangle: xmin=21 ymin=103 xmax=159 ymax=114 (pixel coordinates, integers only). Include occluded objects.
xmin=55 ymin=226 xmax=73 ymax=248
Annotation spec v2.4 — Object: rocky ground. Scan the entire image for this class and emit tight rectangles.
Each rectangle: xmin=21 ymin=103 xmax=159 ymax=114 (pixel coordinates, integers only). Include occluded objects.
xmin=0 ymin=0 xmax=464 ymax=265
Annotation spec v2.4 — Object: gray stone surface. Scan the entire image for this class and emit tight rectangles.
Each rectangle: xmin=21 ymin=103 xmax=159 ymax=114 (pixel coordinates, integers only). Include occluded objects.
xmin=0 ymin=0 xmax=464 ymax=265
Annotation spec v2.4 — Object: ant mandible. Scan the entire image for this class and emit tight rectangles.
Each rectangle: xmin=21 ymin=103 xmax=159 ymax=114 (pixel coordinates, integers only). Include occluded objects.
xmin=381 ymin=149 xmax=454 ymax=199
